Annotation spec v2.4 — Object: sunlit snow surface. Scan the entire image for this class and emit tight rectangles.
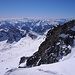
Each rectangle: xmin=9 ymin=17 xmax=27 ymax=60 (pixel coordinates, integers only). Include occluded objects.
xmin=0 ymin=35 xmax=45 ymax=75
xmin=5 ymin=58 xmax=75 ymax=75
xmin=4 ymin=47 xmax=75 ymax=75
xmin=0 ymin=35 xmax=75 ymax=75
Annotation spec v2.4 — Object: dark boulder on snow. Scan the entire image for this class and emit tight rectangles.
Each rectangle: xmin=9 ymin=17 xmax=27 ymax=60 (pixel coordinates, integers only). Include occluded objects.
xmin=19 ymin=56 xmax=26 ymax=65
xmin=25 ymin=20 xmax=75 ymax=67
xmin=19 ymin=56 xmax=29 ymax=68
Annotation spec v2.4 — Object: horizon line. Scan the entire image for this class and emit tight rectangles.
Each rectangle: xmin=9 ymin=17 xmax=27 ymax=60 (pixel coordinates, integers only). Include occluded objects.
xmin=0 ymin=17 xmax=74 ymax=20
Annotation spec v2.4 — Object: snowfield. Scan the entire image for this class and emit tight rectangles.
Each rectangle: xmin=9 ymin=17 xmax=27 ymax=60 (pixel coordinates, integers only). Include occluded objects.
xmin=0 ymin=35 xmax=45 ymax=75
xmin=5 ymin=58 xmax=75 ymax=75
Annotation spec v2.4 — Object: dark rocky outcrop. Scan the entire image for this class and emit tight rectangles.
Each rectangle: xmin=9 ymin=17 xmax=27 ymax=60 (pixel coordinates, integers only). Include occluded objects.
xmin=28 ymin=33 xmax=37 ymax=39
xmin=19 ymin=56 xmax=29 ymax=68
xmin=19 ymin=56 xmax=26 ymax=65
xmin=23 ymin=20 xmax=75 ymax=67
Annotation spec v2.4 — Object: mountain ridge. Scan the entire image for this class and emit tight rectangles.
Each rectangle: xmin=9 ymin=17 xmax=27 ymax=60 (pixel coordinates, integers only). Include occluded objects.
xmin=0 ymin=18 xmax=70 ymax=43
xmin=18 ymin=19 xmax=75 ymax=67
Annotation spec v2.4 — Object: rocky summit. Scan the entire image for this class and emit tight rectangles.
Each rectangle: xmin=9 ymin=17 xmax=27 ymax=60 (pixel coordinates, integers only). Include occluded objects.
xmin=19 ymin=20 xmax=75 ymax=67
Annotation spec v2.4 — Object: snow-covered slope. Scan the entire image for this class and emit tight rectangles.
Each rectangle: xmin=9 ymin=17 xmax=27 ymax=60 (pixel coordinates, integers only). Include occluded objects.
xmin=4 ymin=42 xmax=75 ymax=75
xmin=0 ymin=35 xmax=45 ymax=75
xmin=5 ymin=56 xmax=75 ymax=75
xmin=4 ymin=40 xmax=75 ymax=75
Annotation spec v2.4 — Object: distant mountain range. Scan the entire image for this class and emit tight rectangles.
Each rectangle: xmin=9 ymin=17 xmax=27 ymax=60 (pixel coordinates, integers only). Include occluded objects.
xmin=0 ymin=18 xmax=71 ymax=43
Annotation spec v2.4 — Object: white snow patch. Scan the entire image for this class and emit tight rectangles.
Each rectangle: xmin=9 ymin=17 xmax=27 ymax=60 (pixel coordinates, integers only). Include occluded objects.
xmin=59 ymin=34 xmax=69 ymax=38
xmin=71 ymin=26 xmax=75 ymax=31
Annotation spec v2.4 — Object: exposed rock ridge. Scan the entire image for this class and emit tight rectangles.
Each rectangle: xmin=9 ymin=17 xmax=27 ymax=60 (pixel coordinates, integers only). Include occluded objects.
xmin=19 ymin=20 xmax=75 ymax=67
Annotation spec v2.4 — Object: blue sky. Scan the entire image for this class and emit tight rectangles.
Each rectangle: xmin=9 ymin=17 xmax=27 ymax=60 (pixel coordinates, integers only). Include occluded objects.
xmin=0 ymin=0 xmax=75 ymax=19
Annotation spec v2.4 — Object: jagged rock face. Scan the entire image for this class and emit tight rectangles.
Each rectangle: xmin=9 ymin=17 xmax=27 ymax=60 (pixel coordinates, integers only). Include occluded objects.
xmin=26 ymin=20 xmax=75 ymax=67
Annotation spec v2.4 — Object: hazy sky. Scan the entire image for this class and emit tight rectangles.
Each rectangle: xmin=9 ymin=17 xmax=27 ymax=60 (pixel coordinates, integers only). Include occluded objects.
xmin=0 ymin=0 xmax=75 ymax=19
